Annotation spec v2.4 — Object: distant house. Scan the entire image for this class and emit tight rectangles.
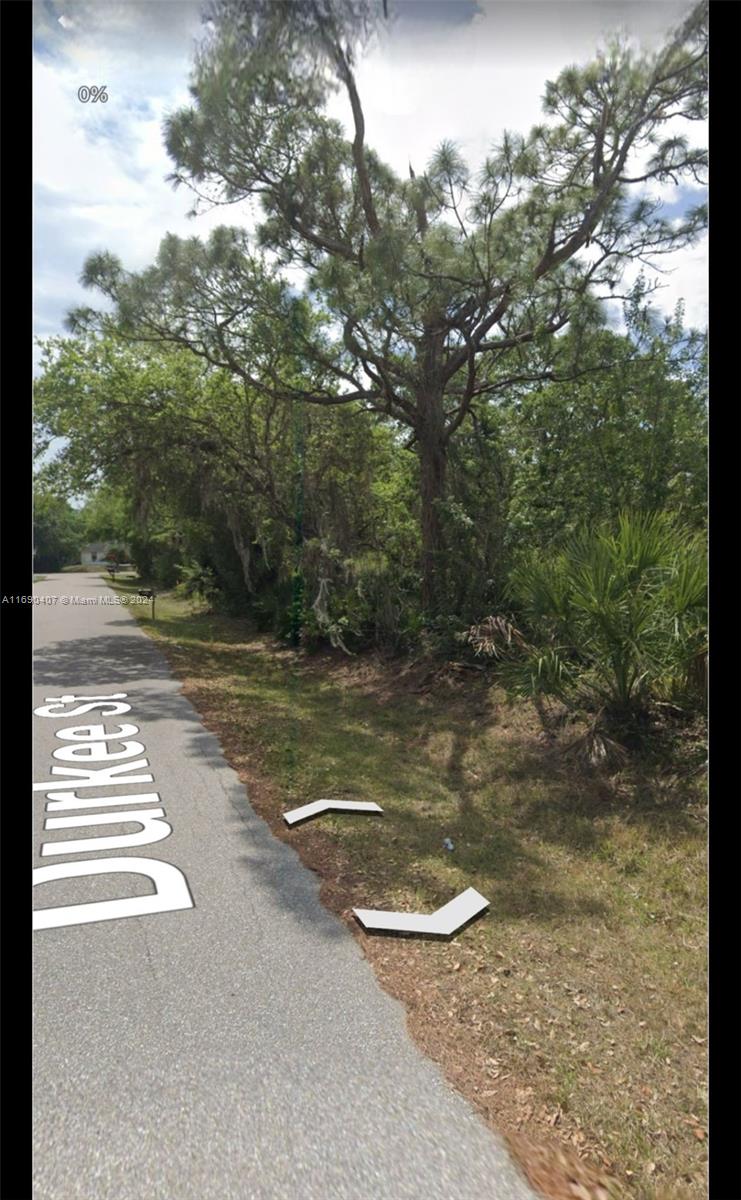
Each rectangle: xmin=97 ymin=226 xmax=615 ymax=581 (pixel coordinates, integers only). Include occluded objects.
xmin=80 ymin=542 xmax=128 ymax=565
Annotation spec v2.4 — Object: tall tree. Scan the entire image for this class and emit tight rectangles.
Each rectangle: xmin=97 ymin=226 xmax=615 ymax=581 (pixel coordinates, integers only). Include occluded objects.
xmin=71 ymin=0 xmax=707 ymax=614
xmin=33 ymin=490 xmax=83 ymax=572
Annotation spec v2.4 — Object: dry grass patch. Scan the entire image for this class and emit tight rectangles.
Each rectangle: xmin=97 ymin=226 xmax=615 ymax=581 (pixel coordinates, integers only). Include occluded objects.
xmin=116 ymin=582 xmax=707 ymax=1200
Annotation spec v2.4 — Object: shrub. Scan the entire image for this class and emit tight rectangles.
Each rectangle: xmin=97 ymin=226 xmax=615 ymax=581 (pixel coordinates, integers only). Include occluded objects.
xmin=470 ymin=511 xmax=706 ymax=725
xmin=175 ymin=560 xmax=222 ymax=607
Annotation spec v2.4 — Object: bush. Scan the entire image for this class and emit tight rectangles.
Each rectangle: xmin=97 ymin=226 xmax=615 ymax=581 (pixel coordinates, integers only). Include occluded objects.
xmin=471 ymin=511 xmax=706 ymax=724
xmin=175 ymin=560 xmax=222 ymax=607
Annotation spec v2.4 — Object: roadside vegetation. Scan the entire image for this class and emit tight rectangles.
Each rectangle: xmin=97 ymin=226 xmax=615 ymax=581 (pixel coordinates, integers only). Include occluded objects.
xmin=35 ymin=3 xmax=707 ymax=1196
xmin=114 ymin=576 xmax=707 ymax=1200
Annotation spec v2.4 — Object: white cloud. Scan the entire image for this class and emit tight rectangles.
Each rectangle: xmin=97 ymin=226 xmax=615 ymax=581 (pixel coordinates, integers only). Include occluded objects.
xmin=334 ymin=0 xmax=701 ymax=170
xmin=34 ymin=0 xmax=707 ymax=376
xmin=625 ymin=233 xmax=708 ymax=328
xmin=32 ymin=52 xmax=232 ymax=355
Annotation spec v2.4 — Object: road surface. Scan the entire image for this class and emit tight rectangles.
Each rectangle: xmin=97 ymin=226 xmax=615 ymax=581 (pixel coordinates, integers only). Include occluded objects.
xmin=32 ymin=572 xmax=536 ymax=1200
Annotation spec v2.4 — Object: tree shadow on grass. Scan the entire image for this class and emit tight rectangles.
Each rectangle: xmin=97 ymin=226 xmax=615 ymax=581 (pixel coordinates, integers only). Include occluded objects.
xmin=151 ymin=627 xmax=703 ymax=849
xmin=214 ymin=704 xmax=612 ymax=937
xmin=33 ymin=590 xmax=616 ymax=936
xmin=339 ymin=799 xmax=610 ymax=924
xmin=170 ymin=638 xmax=700 ymax=854
xmin=223 ymin=786 xmax=610 ymax=939
xmin=447 ymin=726 xmax=478 ymax=823
xmin=54 ymin=610 xmax=699 ymax=935
xmin=489 ymin=736 xmax=703 ymax=849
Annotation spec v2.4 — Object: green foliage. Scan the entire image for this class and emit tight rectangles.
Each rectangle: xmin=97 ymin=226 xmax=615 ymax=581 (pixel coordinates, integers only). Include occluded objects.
xmin=501 ymin=310 xmax=707 ymax=548
xmin=68 ymin=0 xmax=706 ymax=614
xmin=502 ymin=511 xmax=706 ymax=718
xmin=34 ymin=310 xmax=707 ymax=668
xmin=33 ymin=491 xmax=83 ymax=572
xmin=175 ymin=560 xmax=222 ymax=607
xmin=35 ymin=2 xmax=707 ymax=667
xmin=34 ymin=334 xmax=423 ymax=641
xmin=79 ymin=488 xmax=133 ymax=547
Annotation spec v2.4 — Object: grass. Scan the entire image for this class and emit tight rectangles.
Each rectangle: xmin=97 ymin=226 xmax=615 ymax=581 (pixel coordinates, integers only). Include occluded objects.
xmin=114 ymin=579 xmax=707 ymax=1200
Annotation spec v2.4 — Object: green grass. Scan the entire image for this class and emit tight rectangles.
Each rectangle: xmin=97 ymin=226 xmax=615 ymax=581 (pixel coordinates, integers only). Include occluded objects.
xmin=113 ymin=578 xmax=707 ymax=1199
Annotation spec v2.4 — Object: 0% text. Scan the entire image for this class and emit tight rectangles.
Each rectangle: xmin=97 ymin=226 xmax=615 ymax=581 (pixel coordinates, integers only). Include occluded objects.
xmin=77 ymin=85 xmax=108 ymax=103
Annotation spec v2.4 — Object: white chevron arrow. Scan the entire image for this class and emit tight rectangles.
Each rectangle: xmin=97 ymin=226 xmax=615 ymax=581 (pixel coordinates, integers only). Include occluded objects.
xmin=283 ymin=799 xmax=384 ymax=827
xmin=352 ymin=886 xmax=489 ymax=937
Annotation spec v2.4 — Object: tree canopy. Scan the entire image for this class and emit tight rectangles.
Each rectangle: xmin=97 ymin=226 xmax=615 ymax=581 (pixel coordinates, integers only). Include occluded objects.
xmin=33 ymin=490 xmax=83 ymax=573
xmin=69 ymin=0 xmax=707 ymax=612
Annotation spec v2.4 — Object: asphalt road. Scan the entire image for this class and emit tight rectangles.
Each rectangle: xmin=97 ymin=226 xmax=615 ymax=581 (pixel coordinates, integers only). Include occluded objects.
xmin=32 ymin=572 xmax=537 ymax=1200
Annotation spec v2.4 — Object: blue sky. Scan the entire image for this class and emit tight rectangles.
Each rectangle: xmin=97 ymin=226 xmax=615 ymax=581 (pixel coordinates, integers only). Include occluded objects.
xmin=33 ymin=0 xmax=707 ymax=376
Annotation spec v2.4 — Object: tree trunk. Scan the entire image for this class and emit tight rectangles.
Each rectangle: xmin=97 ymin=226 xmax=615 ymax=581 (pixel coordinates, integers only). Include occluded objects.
xmin=418 ymin=420 xmax=448 ymax=617
xmin=226 ymin=508 xmax=253 ymax=594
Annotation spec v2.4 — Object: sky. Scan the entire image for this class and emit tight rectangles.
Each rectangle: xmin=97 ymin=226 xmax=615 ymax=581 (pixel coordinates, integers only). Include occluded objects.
xmin=33 ymin=0 xmax=708 ymax=378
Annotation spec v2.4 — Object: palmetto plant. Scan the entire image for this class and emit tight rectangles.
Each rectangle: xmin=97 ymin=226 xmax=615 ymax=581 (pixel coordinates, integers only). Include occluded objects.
xmin=175 ymin=560 xmax=222 ymax=606
xmin=473 ymin=511 xmax=706 ymax=723
xmin=463 ymin=614 xmax=528 ymax=659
